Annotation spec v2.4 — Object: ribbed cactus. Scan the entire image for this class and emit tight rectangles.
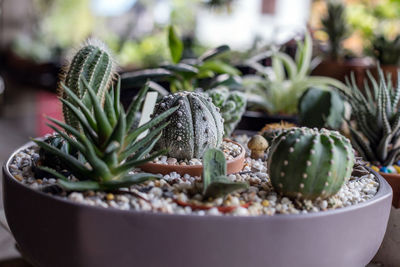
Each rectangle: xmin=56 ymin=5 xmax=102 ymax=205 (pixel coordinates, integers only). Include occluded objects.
xmin=59 ymin=40 xmax=115 ymax=129
xmin=259 ymin=121 xmax=296 ymax=143
xmin=153 ymin=91 xmax=224 ymax=160
xmin=268 ymin=127 xmax=355 ymax=200
xmin=207 ymin=87 xmax=246 ymax=137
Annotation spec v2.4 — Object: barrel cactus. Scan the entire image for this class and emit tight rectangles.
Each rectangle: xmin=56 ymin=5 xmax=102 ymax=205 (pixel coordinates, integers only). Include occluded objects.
xmin=153 ymin=91 xmax=224 ymax=160
xmin=268 ymin=127 xmax=355 ymax=200
xmin=59 ymin=39 xmax=115 ymax=129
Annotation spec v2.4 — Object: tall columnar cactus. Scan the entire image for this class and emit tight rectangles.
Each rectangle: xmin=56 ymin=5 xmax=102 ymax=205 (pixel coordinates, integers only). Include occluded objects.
xmin=268 ymin=127 xmax=355 ymax=200
xmin=207 ymin=87 xmax=246 ymax=137
xmin=59 ymin=40 xmax=115 ymax=129
xmin=153 ymin=91 xmax=224 ymax=160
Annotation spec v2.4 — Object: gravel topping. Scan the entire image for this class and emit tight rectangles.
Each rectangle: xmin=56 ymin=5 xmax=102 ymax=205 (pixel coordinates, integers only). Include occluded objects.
xmin=8 ymin=135 xmax=379 ymax=216
xmin=151 ymin=140 xmax=242 ymax=165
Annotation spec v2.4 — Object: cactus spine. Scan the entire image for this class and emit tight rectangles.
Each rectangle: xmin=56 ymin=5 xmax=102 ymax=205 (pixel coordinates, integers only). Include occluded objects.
xmin=153 ymin=91 xmax=224 ymax=160
xmin=268 ymin=127 xmax=355 ymax=200
xmin=207 ymin=87 xmax=246 ymax=137
xmin=60 ymin=40 xmax=115 ymax=129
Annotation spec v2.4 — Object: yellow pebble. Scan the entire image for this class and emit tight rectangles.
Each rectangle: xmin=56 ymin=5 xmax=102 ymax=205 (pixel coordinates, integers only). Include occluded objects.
xmin=262 ymin=200 xmax=270 ymax=207
xmin=106 ymin=193 xmax=114 ymax=201
xmin=371 ymin=166 xmax=380 ymax=172
xmin=394 ymin=165 xmax=400 ymax=174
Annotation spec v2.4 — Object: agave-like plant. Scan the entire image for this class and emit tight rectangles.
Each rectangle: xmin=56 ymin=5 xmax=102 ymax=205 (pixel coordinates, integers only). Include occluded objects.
xmin=342 ymin=66 xmax=400 ymax=166
xmin=34 ymin=77 xmax=178 ymax=191
xmin=243 ymin=31 xmax=348 ymax=115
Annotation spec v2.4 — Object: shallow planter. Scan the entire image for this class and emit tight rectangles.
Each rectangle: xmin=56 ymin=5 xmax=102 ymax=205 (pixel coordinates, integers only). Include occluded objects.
xmin=2 ymin=141 xmax=393 ymax=267
xmin=140 ymin=139 xmax=245 ymax=177
xmin=379 ymin=172 xmax=400 ymax=208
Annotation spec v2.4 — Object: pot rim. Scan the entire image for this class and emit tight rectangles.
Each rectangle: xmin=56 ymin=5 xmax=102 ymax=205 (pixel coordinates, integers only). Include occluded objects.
xmin=140 ymin=138 xmax=245 ymax=171
xmin=2 ymin=141 xmax=393 ymax=220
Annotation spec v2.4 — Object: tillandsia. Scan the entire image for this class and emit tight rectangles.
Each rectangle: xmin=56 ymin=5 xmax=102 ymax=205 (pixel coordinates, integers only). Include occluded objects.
xmin=268 ymin=127 xmax=355 ymax=200
xmin=243 ymin=31 xmax=348 ymax=115
xmin=34 ymin=77 xmax=178 ymax=191
xmin=202 ymin=148 xmax=248 ymax=199
xmin=60 ymin=39 xmax=115 ymax=129
xmin=206 ymin=87 xmax=247 ymax=137
xmin=340 ymin=66 xmax=400 ymax=166
xmin=153 ymin=91 xmax=224 ymax=160
xmin=121 ymin=25 xmax=241 ymax=93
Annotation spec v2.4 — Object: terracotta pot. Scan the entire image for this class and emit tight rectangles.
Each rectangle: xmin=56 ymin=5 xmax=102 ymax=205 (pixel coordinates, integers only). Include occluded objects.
xmin=140 ymin=139 xmax=245 ymax=177
xmin=311 ymin=58 xmax=372 ymax=88
xmin=1 ymin=142 xmax=393 ymax=267
xmin=379 ymin=172 xmax=400 ymax=208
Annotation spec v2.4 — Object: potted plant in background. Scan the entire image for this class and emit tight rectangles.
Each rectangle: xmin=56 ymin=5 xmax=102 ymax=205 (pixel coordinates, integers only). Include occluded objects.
xmin=369 ymin=33 xmax=400 ymax=85
xmin=339 ymin=66 xmax=400 ymax=266
xmin=240 ymin=31 xmax=347 ymax=131
xmin=311 ymin=0 xmax=371 ymax=87
xmin=1 ymin=39 xmax=392 ymax=267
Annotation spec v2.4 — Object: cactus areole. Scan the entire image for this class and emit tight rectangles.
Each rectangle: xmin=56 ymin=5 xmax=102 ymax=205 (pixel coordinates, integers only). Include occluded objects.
xmin=153 ymin=91 xmax=224 ymax=160
xmin=268 ymin=127 xmax=355 ymax=200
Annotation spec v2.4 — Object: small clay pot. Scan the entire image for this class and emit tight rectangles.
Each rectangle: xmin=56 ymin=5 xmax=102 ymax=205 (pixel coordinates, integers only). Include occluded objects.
xmin=139 ymin=139 xmax=245 ymax=176
xmin=380 ymin=172 xmax=400 ymax=208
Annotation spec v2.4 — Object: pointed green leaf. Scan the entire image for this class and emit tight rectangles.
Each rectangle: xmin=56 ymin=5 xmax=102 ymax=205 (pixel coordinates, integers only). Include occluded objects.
xmin=58 ymin=180 xmax=101 ymax=191
xmin=168 ymin=25 xmax=183 ymax=64
xmin=102 ymin=173 xmax=161 ymax=190
xmin=204 ymin=177 xmax=248 ymax=199
xmin=36 ymin=166 xmax=69 ymax=181
xmin=202 ymin=148 xmax=227 ymax=194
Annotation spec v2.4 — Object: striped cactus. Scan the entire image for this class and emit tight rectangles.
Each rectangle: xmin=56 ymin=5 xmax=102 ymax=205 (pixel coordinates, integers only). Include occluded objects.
xmin=59 ymin=40 xmax=115 ymax=129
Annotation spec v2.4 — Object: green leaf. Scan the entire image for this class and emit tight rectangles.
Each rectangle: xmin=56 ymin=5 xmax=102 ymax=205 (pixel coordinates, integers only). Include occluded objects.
xmin=114 ymin=149 xmax=167 ymax=174
xmin=126 ymin=105 xmax=179 ymax=145
xmin=102 ymin=173 xmax=161 ymax=190
xmin=202 ymin=148 xmax=227 ymax=194
xmin=199 ymin=45 xmax=230 ymax=62
xmin=161 ymin=63 xmax=198 ymax=75
xmin=58 ymin=180 xmax=101 ymax=191
xmin=82 ymin=77 xmax=113 ymax=141
xmin=204 ymin=177 xmax=248 ymax=199
xmin=36 ymin=166 xmax=68 ymax=181
xmin=126 ymin=82 xmax=149 ymax=132
xmin=33 ymin=139 xmax=91 ymax=179
xmin=168 ymin=25 xmax=183 ymax=64
xmin=199 ymin=60 xmax=240 ymax=76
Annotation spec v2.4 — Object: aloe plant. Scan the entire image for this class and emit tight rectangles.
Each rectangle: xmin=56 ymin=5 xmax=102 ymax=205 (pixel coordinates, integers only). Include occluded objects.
xmin=121 ymin=25 xmax=241 ymax=92
xmin=243 ymin=31 xmax=348 ymax=115
xmin=340 ymin=66 xmax=400 ymax=166
xmin=34 ymin=77 xmax=178 ymax=191
xmin=202 ymin=148 xmax=248 ymax=199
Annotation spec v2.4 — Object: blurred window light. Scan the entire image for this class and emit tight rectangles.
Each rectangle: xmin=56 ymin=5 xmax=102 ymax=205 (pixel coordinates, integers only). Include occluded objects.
xmin=91 ymin=0 xmax=137 ymax=16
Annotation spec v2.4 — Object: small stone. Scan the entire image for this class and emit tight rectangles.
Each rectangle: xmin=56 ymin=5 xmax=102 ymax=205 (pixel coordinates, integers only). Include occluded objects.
xmin=262 ymin=200 xmax=269 ymax=207
xmin=167 ymin=158 xmax=177 ymax=165
xmin=106 ymin=193 xmax=115 ymax=201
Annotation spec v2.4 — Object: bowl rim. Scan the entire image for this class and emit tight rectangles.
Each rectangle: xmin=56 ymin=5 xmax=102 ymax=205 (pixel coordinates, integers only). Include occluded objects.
xmin=2 ymin=140 xmax=393 ymax=221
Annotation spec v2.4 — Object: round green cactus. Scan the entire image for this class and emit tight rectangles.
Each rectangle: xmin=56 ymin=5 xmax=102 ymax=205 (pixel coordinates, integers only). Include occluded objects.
xmin=59 ymin=39 xmax=115 ymax=129
xmin=153 ymin=91 xmax=224 ymax=160
xmin=268 ymin=127 xmax=355 ymax=200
